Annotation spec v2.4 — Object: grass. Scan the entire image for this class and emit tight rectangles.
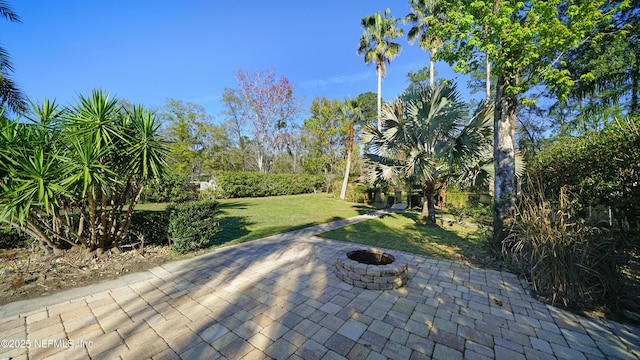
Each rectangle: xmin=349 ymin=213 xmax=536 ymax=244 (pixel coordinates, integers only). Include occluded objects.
xmin=138 ymin=193 xmax=373 ymax=247
xmin=318 ymin=212 xmax=498 ymax=267
xmin=136 ymin=195 xmax=497 ymax=267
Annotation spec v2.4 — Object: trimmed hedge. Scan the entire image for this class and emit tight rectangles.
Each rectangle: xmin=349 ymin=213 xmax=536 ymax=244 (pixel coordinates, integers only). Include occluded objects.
xmin=167 ymin=201 xmax=220 ymax=253
xmin=214 ymin=171 xmax=324 ymax=198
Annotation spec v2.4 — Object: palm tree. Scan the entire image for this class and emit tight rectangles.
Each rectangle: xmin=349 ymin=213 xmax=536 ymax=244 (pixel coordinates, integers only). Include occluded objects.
xmin=406 ymin=0 xmax=448 ymax=88
xmin=339 ymin=99 xmax=362 ymax=200
xmin=363 ymin=82 xmax=492 ymax=223
xmin=0 ymin=1 xmax=27 ymax=114
xmin=357 ymin=8 xmax=403 ymax=130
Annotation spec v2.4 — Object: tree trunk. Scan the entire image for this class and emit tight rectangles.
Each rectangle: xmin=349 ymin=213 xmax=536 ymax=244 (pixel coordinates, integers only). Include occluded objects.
xmin=429 ymin=48 xmax=436 ymax=87
xmin=492 ymin=74 xmax=517 ymax=247
xmin=437 ymin=181 xmax=447 ymax=207
xmin=485 ymin=53 xmax=491 ymax=103
xmin=340 ymin=120 xmax=355 ymax=200
xmin=377 ymin=69 xmax=382 ymax=130
xmin=421 ymin=181 xmax=436 ymax=223
xmin=631 ymin=50 xmax=639 ymax=116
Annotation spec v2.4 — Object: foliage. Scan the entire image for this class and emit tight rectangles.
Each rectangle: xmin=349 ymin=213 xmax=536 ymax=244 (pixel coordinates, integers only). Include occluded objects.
xmin=332 ymin=179 xmax=373 ymax=204
xmin=220 ymin=88 xmax=251 ymax=171
xmin=0 ymin=2 xmax=26 ymax=114
xmin=167 ymin=201 xmax=220 ymax=253
xmin=358 ymin=8 xmax=404 ymax=129
xmin=141 ymin=170 xmax=198 ymax=203
xmin=339 ymin=98 xmax=365 ymax=200
xmin=363 ymin=82 xmax=492 ymax=223
xmin=405 ymin=0 xmax=449 ymax=86
xmin=439 ymin=0 xmax=605 ymax=245
xmin=213 ymin=171 xmax=323 ymax=198
xmin=529 ymin=117 xmax=640 ymax=229
xmin=232 ymin=67 xmax=302 ymax=173
xmin=0 ymin=91 xmax=168 ymax=255
xmin=302 ymin=97 xmax=349 ymax=175
xmin=556 ymin=0 xmax=640 ymax=127
xmin=124 ymin=210 xmax=170 ymax=248
xmin=160 ymin=99 xmax=214 ymax=180
xmin=504 ymin=184 xmax=626 ymax=310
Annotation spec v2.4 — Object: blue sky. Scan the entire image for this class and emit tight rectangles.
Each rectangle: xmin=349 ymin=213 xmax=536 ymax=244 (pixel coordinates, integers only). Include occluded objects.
xmin=5 ymin=1 xmax=477 ymax=122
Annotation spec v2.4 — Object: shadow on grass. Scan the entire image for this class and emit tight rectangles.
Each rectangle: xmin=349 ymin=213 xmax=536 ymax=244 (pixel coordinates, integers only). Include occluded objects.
xmin=208 ymin=216 xmax=253 ymax=247
xmin=319 ymin=211 xmax=499 ymax=268
xmin=352 ymin=204 xmax=377 ymax=215
xmin=217 ymin=201 xmax=251 ymax=211
xmin=208 ymin=215 xmax=320 ymax=248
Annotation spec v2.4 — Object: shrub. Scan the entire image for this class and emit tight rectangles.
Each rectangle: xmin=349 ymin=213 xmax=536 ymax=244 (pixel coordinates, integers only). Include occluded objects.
xmin=445 ymin=188 xmax=469 ymax=208
xmin=167 ymin=201 xmax=220 ymax=253
xmin=530 ymin=117 xmax=639 ymax=231
xmin=142 ymin=171 xmax=198 ymax=203
xmin=124 ymin=210 xmax=171 ymax=248
xmin=330 ymin=179 xmax=370 ymax=203
xmin=504 ymin=184 xmax=625 ymax=310
xmin=214 ymin=171 xmax=323 ymax=198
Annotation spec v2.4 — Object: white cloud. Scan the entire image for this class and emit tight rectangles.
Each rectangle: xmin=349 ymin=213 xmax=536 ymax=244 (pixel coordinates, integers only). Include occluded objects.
xmin=301 ymin=71 xmax=373 ymax=89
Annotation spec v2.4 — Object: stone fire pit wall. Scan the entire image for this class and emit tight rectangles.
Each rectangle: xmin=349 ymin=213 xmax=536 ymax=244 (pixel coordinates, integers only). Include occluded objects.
xmin=335 ymin=248 xmax=409 ymax=290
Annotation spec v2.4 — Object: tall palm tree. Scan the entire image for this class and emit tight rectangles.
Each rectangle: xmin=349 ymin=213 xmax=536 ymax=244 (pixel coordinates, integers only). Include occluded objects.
xmin=0 ymin=1 xmax=27 ymax=114
xmin=339 ymin=99 xmax=362 ymax=200
xmin=363 ymin=82 xmax=492 ymax=223
xmin=405 ymin=0 xmax=448 ymax=87
xmin=357 ymin=8 xmax=403 ymax=130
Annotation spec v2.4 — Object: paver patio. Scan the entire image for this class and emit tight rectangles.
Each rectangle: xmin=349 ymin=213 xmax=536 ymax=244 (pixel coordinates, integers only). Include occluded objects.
xmin=1 ymin=212 xmax=639 ymax=359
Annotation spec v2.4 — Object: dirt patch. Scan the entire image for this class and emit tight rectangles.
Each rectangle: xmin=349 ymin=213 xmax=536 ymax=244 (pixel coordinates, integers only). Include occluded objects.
xmin=0 ymin=246 xmax=176 ymax=306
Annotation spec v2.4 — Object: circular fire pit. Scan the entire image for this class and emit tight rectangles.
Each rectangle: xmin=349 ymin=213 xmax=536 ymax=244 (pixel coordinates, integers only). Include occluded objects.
xmin=335 ymin=248 xmax=408 ymax=290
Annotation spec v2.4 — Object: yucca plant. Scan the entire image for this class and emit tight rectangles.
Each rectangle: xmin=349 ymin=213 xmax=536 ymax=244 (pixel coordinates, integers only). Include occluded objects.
xmin=504 ymin=181 xmax=624 ymax=309
xmin=0 ymin=91 xmax=169 ymax=257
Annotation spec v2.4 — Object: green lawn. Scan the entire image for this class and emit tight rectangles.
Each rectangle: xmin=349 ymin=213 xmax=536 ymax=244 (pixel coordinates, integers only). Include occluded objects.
xmin=138 ymin=193 xmax=373 ymax=247
xmin=136 ymin=195 xmax=496 ymax=267
xmin=318 ymin=212 xmax=496 ymax=267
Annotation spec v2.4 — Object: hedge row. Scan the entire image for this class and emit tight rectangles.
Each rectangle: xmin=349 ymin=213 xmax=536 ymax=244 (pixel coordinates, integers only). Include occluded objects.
xmin=214 ymin=171 xmax=324 ymax=198
xmin=167 ymin=201 xmax=220 ymax=253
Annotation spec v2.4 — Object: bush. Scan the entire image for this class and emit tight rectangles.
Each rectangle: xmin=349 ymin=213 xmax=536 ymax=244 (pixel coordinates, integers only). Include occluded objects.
xmin=142 ymin=171 xmax=198 ymax=203
xmin=330 ymin=179 xmax=369 ymax=203
xmin=530 ymin=117 xmax=640 ymax=231
xmin=214 ymin=171 xmax=323 ymax=198
xmin=124 ymin=210 xmax=171 ymax=248
xmin=504 ymin=184 xmax=625 ymax=310
xmin=167 ymin=201 xmax=220 ymax=253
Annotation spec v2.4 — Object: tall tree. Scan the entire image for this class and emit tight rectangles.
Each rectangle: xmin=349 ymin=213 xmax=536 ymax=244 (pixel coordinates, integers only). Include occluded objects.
xmin=557 ymin=0 xmax=640 ymax=125
xmin=357 ymin=8 xmax=404 ymax=130
xmin=440 ymin=0 xmax=604 ymax=246
xmin=160 ymin=99 xmax=213 ymax=180
xmin=233 ymin=68 xmax=301 ymax=173
xmin=0 ymin=1 xmax=26 ymax=114
xmin=364 ymin=82 xmax=492 ymax=223
xmin=405 ymin=0 xmax=448 ymax=87
xmin=302 ymin=97 xmax=348 ymax=176
xmin=340 ymin=98 xmax=363 ymax=200
xmin=220 ymin=87 xmax=248 ymax=170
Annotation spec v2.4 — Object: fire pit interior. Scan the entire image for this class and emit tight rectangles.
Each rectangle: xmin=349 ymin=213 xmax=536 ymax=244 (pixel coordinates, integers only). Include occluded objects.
xmin=335 ymin=248 xmax=408 ymax=290
xmin=348 ymin=249 xmax=394 ymax=265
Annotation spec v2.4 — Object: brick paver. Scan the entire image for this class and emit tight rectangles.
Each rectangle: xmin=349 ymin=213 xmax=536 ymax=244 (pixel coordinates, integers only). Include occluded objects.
xmin=1 ymin=211 xmax=639 ymax=359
